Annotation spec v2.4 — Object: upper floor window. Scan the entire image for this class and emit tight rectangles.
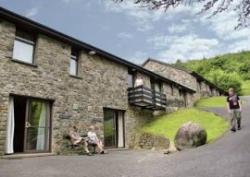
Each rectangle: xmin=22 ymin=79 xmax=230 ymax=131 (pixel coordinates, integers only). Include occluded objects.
xmin=128 ymin=71 xmax=135 ymax=88
xmin=155 ymin=82 xmax=162 ymax=93
xmin=170 ymin=84 xmax=174 ymax=96
xmin=69 ymin=49 xmax=79 ymax=76
xmin=197 ymin=81 xmax=202 ymax=92
xmin=151 ymin=79 xmax=162 ymax=93
xmin=179 ymin=89 xmax=183 ymax=97
xmin=13 ymin=30 xmax=35 ymax=64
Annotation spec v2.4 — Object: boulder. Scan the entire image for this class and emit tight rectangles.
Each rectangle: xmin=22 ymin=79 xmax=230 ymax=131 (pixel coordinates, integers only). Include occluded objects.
xmin=174 ymin=121 xmax=207 ymax=151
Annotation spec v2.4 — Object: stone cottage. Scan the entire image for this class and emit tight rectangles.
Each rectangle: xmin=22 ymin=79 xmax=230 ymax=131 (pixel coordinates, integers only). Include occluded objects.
xmin=0 ymin=7 xmax=225 ymax=156
xmin=143 ymin=58 xmax=225 ymax=103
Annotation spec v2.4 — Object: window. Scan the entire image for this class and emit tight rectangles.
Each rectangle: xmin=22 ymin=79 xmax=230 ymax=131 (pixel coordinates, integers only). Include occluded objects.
xmin=170 ymin=84 xmax=174 ymax=96
xmin=13 ymin=30 xmax=35 ymax=64
xmin=154 ymin=82 xmax=162 ymax=93
xmin=179 ymin=89 xmax=182 ymax=97
xmin=151 ymin=79 xmax=162 ymax=93
xmin=69 ymin=49 xmax=79 ymax=76
xmin=128 ymin=71 xmax=135 ymax=88
xmin=197 ymin=81 xmax=202 ymax=92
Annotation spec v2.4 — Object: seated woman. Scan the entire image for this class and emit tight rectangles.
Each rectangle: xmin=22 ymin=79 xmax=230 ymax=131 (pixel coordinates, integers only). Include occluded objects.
xmin=69 ymin=126 xmax=91 ymax=155
xmin=87 ymin=125 xmax=104 ymax=154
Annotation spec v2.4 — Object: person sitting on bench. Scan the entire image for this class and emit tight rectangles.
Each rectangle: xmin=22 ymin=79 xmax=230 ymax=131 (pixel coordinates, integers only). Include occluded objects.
xmin=87 ymin=125 xmax=104 ymax=154
xmin=69 ymin=126 xmax=92 ymax=155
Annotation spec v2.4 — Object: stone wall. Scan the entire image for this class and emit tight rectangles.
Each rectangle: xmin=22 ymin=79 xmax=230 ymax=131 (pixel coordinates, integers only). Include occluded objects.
xmin=136 ymin=132 xmax=170 ymax=150
xmin=162 ymin=83 xmax=186 ymax=109
xmin=126 ymin=106 xmax=154 ymax=148
xmin=200 ymin=82 xmax=211 ymax=97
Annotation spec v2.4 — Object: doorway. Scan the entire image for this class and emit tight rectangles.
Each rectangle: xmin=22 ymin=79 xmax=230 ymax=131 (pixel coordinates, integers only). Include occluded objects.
xmin=103 ymin=108 xmax=125 ymax=148
xmin=7 ymin=95 xmax=52 ymax=154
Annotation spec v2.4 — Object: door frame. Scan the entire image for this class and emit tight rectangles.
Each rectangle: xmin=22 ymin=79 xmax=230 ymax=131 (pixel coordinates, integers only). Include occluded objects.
xmin=103 ymin=108 xmax=125 ymax=148
xmin=10 ymin=94 xmax=53 ymax=154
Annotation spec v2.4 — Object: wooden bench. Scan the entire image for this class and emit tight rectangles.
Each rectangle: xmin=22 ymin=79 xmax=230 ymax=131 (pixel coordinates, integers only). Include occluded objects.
xmin=64 ymin=134 xmax=97 ymax=154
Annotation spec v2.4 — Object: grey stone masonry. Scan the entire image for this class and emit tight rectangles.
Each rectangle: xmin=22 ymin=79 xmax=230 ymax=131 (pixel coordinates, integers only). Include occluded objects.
xmin=0 ymin=19 xmax=155 ymax=154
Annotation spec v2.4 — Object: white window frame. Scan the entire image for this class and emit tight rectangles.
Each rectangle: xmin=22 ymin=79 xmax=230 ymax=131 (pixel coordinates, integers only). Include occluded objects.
xmin=69 ymin=51 xmax=79 ymax=76
xmin=12 ymin=35 xmax=35 ymax=64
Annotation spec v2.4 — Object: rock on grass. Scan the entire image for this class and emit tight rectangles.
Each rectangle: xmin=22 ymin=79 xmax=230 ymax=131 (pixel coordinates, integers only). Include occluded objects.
xmin=174 ymin=121 xmax=207 ymax=151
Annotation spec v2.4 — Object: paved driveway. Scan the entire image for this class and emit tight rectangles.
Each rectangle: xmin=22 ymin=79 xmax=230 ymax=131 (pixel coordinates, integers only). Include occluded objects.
xmin=1 ymin=97 xmax=250 ymax=177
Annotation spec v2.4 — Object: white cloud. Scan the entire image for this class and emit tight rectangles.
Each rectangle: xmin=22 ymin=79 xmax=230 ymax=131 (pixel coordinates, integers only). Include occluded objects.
xmin=129 ymin=51 xmax=148 ymax=64
xmin=25 ymin=7 xmax=39 ymax=18
xmin=147 ymin=35 xmax=169 ymax=49
xmin=148 ymin=34 xmax=219 ymax=62
xmin=62 ymin=0 xmax=71 ymax=3
xmin=117 ymin=32 xmax=133 ymax=39
xmin=198 ymin=2 xmax=250 ymax=41
xmin=104 ymin=1 xmax=250 ymax=62
xmin=198 ymin=7 xmax=250 ymax=56
xmin=168 ymin=24 xmax=187 ymax=34
xmin=228 ymin=39 xmax=250 ymax=53
xmin=103 ymin=0 xmax=165 ymax=32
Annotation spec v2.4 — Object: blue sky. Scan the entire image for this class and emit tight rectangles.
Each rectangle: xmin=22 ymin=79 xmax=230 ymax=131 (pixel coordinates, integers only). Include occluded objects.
xmin=0 ymin=0 xmax=250 ymax=64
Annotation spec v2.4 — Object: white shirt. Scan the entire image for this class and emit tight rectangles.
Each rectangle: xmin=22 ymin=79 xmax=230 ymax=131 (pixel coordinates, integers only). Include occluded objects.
xmin=87 ymin=131 xmax=98 ymax=142
xmin=135 ymin=78 xmax=143 ymax=87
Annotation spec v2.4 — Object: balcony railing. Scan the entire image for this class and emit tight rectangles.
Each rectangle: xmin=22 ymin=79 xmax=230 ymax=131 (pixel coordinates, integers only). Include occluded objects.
xmin=128 ymin=85 xmax=167 ymax=110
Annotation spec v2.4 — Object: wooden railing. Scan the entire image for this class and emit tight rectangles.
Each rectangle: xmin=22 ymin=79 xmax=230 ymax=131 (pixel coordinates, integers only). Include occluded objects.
xmin=128 ymin=85 xmax=167 ymax=110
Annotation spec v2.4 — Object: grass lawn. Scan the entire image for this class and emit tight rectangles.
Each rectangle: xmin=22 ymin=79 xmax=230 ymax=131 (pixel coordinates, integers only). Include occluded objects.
xmin=195 ymin=96 xmax=227 ymax=108
xmin=142 ymin=108 xmax=229 ymax=143
xmin=241 ymin=80 xmax=250 ymax=96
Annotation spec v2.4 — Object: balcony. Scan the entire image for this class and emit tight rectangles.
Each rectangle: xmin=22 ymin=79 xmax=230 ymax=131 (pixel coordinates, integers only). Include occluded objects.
xmin=128 ymin=85 xmax=167 ymax=110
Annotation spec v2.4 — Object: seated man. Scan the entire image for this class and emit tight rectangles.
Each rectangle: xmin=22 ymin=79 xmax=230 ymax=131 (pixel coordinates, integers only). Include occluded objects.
xmin=69 ymin=126 xmax=92 ymax=155
xmin=87 ymin=125 xmax=104 ymax=154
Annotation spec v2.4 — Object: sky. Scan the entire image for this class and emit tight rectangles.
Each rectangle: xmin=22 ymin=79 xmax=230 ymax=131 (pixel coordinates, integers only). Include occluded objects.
xmin=0 ymin=0 xmax=250 ymax=64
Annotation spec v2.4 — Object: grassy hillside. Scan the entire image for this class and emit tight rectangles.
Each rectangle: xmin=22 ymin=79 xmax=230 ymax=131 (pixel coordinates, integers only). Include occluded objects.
xmin=175 ymin=51 xmax=250 ymax=95
xmin=142 ymin=108 xmax=229 ymax=143
xmin=195 ymin=96 xmax=226 ymax=108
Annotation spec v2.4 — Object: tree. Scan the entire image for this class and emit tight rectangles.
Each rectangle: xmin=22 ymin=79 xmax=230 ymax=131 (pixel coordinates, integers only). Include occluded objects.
xmin=115 ymin=0 xmax=250 ymax=28
xmin=206 ymin=69 xmax=242 ymax=94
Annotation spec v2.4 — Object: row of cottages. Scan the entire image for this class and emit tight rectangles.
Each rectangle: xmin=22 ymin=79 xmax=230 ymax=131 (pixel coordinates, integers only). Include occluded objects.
xmin=143 ymin=59 xmax=225 ymax=103
xmin=0 ymin=7 xmax=225 ymax=156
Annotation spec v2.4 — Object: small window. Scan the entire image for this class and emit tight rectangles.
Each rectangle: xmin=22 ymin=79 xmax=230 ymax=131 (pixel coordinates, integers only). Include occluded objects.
xmin=13 ymin=30 xmax=35 ymax=64
xmin=170 ymin=85 xmax=174 ymax=96
xmin=128 ymin=72 xmax=135 ymax=88
xmin=128 ymin=73 xmax=134 ymax=88
xmin=197 ymin=81 xmax=202 ymax=92
xmin=151 ymin=79 xmax=162 ymax=93
xmin=154 ymin=82 xmax=162 ymax=93
xmin=179 ymin=89 xmax=182 ymax=97
xmin=69 ymin=49 xmax=79 ymax=76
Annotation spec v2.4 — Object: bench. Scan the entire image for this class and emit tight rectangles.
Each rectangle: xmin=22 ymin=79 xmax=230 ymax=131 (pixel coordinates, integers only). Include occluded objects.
xmin=64 ymin=134 xmax=97 ymax=154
